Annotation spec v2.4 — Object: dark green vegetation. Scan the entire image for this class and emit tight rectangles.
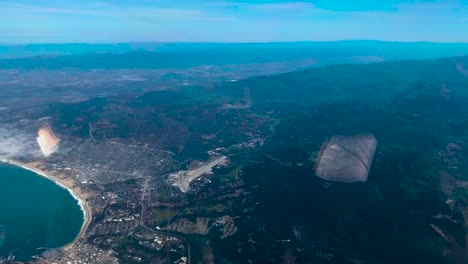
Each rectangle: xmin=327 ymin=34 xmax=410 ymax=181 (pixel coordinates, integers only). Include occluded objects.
xmin=0 ymin=164 xmax=83 ymax=261
xmin=207 ymin=56 xmax=468 ymax=263
xmin=219 ymin=55 xmax=468 ymax=103
xmin=1 ymin=52 xmax=468 ymax=263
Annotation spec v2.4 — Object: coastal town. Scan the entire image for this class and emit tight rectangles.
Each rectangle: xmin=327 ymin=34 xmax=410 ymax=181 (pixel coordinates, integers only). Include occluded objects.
xmin=0 ymin=118 xmax=249 ymax=264
xmin=0 ymin=68 xmax=274 ymax=262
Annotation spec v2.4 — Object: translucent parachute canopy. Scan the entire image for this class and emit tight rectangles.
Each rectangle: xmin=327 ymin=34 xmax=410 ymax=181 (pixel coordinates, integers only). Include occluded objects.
xmin=314 ymin=134 xmax=377 ymax=183
xmin=37 ymin=126 xmax=60 ymax=157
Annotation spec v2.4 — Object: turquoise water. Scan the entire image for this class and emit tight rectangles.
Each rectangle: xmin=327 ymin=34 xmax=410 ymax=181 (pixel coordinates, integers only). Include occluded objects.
xmin=0 ymin=163 xmax=83 ymax=261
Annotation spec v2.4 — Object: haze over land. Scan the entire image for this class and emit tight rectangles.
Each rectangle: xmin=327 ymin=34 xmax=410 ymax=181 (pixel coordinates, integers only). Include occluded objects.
xmin=0 ymin=39 xmax=467 ymax=263
xmin=1 ymin=0 xmax=468 ymax=262
xmin=1 ymin=41 xmax=468 ymax=60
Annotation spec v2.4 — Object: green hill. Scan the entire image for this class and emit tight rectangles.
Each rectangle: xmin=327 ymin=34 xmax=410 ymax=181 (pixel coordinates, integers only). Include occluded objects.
xmin=217 ymin=55 xmax=468 ymax=105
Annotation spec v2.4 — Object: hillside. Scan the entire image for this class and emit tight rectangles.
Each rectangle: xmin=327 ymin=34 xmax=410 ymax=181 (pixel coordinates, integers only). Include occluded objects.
xmin=0 ymin=53 xmax=467 ymax=263
xmin=217 ymin=55 xmax=468 ymax=105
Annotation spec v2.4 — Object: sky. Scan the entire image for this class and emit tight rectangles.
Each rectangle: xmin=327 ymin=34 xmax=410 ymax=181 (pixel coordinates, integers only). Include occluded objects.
xmin=1 ymin=0 xmax=467 ymax=43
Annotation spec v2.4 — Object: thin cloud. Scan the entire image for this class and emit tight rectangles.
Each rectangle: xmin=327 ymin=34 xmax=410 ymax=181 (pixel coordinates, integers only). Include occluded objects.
xmin=205 ymin=1 xmax=321 ymax=11
xmin=250 ymin=2 xmax=316 ymax=10
xmin=1 ymin=0 xmax=467 ymax=43
xmin=0 ymin=127 xmax=41 ymax=160
xmin=394 ymin=1 xmax=463 ymax=11
xmin=0 ymin=2 xmax=104 ymax=16
xmin=0 ymin=1 xmax=206 ymax=20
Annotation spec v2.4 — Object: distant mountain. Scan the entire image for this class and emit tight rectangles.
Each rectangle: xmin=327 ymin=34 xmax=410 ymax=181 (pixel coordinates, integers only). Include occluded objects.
xmin=217 ymin=55 xmax=468 ymax=105
xmin=0 ymin=49 xmax=323 ymax=70
xmin=0 ymin=43 xmax=137 ymax=59
xmin=1 ymin=41 xmax=468 ymax=69
xmin=1 ymin=41 xmax=468 ymax=59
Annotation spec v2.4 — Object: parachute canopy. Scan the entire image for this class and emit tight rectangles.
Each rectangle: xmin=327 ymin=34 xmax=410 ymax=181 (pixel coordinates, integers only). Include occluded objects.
xmin=37 ymin=126 xmax=60 ymax=157
xmin=314 ymin=134 xmax=377 ymax=183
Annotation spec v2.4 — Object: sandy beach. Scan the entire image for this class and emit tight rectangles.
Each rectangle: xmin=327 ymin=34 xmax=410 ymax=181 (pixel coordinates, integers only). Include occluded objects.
xmin=0 ymin=159 xmax=92 ymax=250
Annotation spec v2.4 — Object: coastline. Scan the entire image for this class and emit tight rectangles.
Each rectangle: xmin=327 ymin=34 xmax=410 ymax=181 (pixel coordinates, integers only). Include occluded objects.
xmin=0 ymin=159 xmax=91 ymax=251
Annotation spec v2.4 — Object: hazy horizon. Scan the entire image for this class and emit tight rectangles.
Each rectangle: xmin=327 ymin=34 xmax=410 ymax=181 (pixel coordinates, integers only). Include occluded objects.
xmin=3 ymin=39 xmax=468 ymax=46
xmin=2 ymin=0 xmax=468 ymax=44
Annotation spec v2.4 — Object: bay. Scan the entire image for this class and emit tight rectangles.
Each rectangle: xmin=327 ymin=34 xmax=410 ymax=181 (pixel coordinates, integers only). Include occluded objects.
xmin=0 ymin=163 xmax=83 ymax=261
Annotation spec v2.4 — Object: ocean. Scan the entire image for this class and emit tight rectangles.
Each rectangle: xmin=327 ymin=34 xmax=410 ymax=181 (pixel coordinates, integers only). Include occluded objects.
xmin=0 ymin=163 xmax=83 ymax=261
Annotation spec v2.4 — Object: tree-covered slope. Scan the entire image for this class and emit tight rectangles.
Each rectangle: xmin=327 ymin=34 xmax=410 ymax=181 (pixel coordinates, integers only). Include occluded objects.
xmin=217 ymin=55 xmax=468 ymax=105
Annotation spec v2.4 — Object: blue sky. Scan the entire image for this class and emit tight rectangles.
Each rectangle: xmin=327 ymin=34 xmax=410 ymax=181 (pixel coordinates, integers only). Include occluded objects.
xmin=1 ymin=0 xmax=467 ymax=43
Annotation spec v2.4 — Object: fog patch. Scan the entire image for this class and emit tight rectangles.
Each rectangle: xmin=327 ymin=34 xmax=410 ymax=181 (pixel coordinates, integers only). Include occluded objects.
xmin=0 ymin=127 xmax=41 ymax=159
